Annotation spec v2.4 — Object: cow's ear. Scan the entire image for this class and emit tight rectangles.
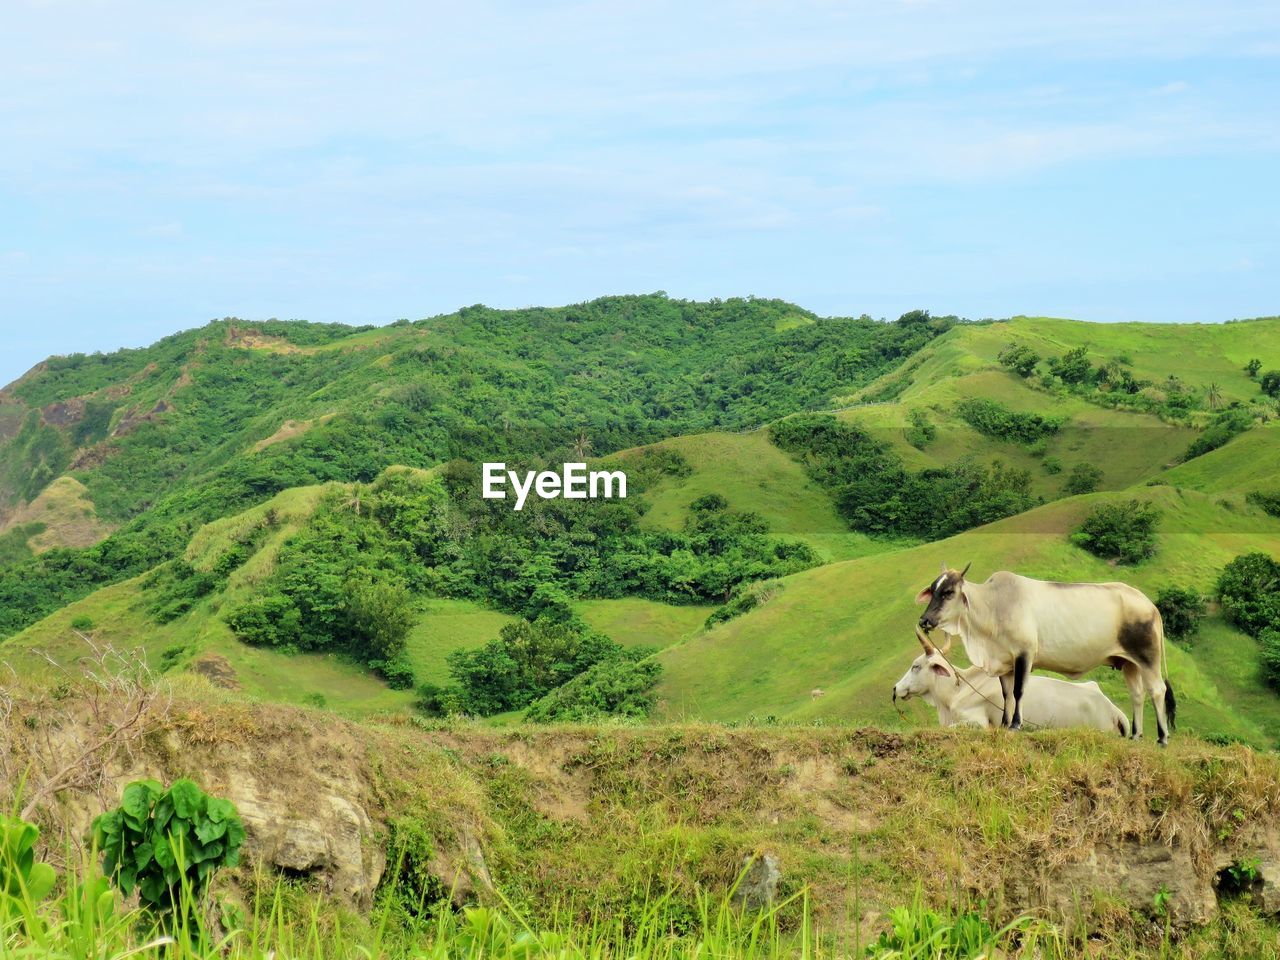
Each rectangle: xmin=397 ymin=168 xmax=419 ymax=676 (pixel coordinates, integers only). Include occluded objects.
xmin=930 ymin=662 xmax=951 ymax=677
xmin=960 ymin=590 xmax=969 ymax=608
xmin=915 ymin=588 xmax=933 ymax=604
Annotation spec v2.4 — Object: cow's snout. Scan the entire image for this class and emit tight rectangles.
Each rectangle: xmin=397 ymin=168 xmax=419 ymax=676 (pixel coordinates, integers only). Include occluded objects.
xmin=918 ymin=614 xmax=936 ymax=630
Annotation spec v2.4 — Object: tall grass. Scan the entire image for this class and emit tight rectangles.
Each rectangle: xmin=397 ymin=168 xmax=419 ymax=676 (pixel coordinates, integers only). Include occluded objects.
xmin=3 ymin=854 xmax=1279 ymax=959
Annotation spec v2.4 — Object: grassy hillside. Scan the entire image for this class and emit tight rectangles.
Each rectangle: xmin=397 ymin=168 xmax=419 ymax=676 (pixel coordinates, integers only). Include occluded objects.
xmin=611 ymin=431 xmax=892 ymax=563
xmin=3 ymin=309 xmax=1279 ymax=747
xmin=656 ymin=485 xmax=1280 ymax=747
xmin=0 ymin=297 xmax=950 ymax=639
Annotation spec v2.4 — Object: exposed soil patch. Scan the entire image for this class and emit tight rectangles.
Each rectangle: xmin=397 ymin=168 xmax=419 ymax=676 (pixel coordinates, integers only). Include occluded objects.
xmin=192 ymin=654 xmax=241 ymax=690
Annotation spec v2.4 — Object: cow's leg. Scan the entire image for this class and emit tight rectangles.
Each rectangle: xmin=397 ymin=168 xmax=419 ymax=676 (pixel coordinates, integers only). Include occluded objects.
xmin=998 ymin=672 xmax=1015 ymax=728
xmin=1122 ymin=661 xmax=1144 ymax=739
xmin=1146 ymin=665 xmax=1170 ymax=747
xmin=1008 ymin=654 xmax=1031 ymax=731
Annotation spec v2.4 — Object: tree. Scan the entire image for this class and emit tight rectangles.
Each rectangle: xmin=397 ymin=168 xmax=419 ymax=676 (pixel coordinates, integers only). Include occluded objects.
xmin=1206 ymin=383 xmax=1222 ymax=409
xmin=345 ymin=577 xmax=415 ymax=663
xmin=1156 ymin=586 xmax=1206 ymax=643
xmin=571 ymin=431 xmax=594 ymax=460
xmin=1069 ymin=500 xmax=1160 ymax=564
xmin=1260 ymin=370 xmax=1280 ymax=398
xmin=1246 ymin=358 xmax=1262 ymax=378
xmin=1047 ymin=346 xmax=1092 ymax=385
xmin=1217 ymin=552 xmax=1280 ymax=637
xmin=1063 ymin=462 xmax=1103 ymax=495
xmin=997 ymin=343 xmax=1040 ymax=378
xmin=1261 ymin=629 xmax=1280 ymax=689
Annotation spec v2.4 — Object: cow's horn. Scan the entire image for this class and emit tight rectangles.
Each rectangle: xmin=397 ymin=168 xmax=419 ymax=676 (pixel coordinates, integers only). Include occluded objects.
xmin=915 ymin=624 xmax=935 ymax=654
xmin=940 ymin=561 xmax=948 ymax=575
xmin=939 ymin=633 xmax=954 ymax=654
xmin=960 ymin=561 xmax=971 ymax=579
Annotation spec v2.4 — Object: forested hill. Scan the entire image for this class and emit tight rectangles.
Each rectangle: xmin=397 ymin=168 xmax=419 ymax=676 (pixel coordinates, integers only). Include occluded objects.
xmin=0 ymin=295 xmax=955 ymax=636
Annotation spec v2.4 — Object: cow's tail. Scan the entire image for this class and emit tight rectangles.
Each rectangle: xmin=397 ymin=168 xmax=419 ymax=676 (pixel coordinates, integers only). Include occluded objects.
xmin=1116 ymin=711 xmax=1130 ymax=738
xmin=1157 ymin=607 xmax=1177 ymax=732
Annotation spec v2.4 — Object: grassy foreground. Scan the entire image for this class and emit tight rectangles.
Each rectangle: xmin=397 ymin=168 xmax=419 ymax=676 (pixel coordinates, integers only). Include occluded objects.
xmin=5 ymin=674 xmax=1280 ymax=958
xmin=2 ymin=854 xmax=1278 ymax=959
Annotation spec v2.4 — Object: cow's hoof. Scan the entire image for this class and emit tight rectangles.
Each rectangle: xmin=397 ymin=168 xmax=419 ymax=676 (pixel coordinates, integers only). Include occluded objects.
xmin=1009 ymin=720 xmax=1022 ymax=732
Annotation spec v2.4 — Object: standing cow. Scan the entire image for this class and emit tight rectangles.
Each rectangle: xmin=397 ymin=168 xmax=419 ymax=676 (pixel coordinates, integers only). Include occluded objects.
xmin=915 ymin=563 xmax=1176 ymax=744
xmin=892 ymin=644 xmax=1130 ymax=735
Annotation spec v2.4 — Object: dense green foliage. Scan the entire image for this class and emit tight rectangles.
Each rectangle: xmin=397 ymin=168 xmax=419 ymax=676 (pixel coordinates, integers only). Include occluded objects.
xmin=705 ymin=580 xmax=782 ymax=628
xmin=903 ymin=408 xmax=936 ymax=449
xmin=997 ymin=342 xmax=1040 ymax=377
xmin=1217 ymin=553 xmax=1280 ymax=690
xmin=1261 ymin=371 xmax=1280 ymax=398
xmin=93 ymin=779 xmax=245 ymax=917
xmin=1069 ymin=500 xmax=1160 ymax=564
xmin=524 ymin=656 xmax=663 ymax=722
xmin=1156 ymin=586 xmax=1207 ymax=644
xmin=1046 ymin=346 xmax=1093 ymax=385
xmin=770 ymin=415 xmax=1036 ymax=539
xmin=1183 ymin=408 xmax=1254 ymax=461
xmin=417 ymin=617 xmax=655 ymax=717
xmin=0 ymin=299 xmax=947 ymax=640
xmin=956 ymin=398 xmax=1062 ymax=444
xmin=1063 ymin=462 xmax=1103 ymax=495
xmin=1246 ymin=489 xmax=1280 ymax=518
xmin=1217 ymin=553 xmax=1280 ymax=639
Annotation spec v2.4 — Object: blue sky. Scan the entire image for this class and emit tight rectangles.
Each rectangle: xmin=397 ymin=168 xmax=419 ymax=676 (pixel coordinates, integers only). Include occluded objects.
xmin=2 ymin=0 xmax=1278 ymax=387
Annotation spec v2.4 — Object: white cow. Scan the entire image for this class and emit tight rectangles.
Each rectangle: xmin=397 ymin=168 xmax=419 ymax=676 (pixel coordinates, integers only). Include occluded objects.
xmin=916 ymin=564 xmax=1175 ymax=743
xmin=892 ymin=648 xmax=1130 ymax=736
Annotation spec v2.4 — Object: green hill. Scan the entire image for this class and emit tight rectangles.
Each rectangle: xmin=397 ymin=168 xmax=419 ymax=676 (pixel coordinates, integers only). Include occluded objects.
xmin=2 ymin=307 xmax=1279 ymax=743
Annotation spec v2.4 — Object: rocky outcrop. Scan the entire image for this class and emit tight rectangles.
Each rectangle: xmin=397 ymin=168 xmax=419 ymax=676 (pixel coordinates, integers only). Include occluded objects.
xmin=731 ymin=853 xmax=782 ymax=911
xmin=232 ymin=788 xmax=385 ymax=908
xmin=1027 ymin=841 xmax=1217 ymax=927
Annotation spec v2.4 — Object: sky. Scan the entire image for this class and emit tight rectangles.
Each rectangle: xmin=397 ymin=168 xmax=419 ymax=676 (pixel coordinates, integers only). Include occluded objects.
xmin=2 ymin=0 xmax=1278 ymax=387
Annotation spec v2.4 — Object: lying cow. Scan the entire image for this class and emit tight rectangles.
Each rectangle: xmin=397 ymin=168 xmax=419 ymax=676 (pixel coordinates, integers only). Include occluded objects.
xmin=892 ymin=647 xmax=1130 ymax=735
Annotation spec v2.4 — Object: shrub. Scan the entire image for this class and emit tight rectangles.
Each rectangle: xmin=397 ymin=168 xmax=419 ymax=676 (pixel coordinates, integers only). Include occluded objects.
xmin=689 ymin=492 xmax=728 ymax=512
xmin=1217 ymin=553 xmax=1280 ymax=637
xmin=93 ymin=779 xmax=245 ymax=918
xmin=956 ymin=398 xmax=1062 ymax=444
xmin=524 ymin=656 xmax=662 ymax=722
xmin=1070 ymin=500 xmax=1160 ymax=564
xmin=374 ymin=653 xmax=417 ymax=690
xmin=997 ymin=343 xmax=1040 ymax=377
xmin=706 ymin=580 xmax=782 ymax=627
xmin=1064 ymin=462 xmax=1103 ymax=495
xmin=70 ymin=614 xmax=95 ymax=631
xmin=1246 ymin=358 xmax=1262 ymax=378
xmin=1041 ymin=456 xmax=1063 ymax=475
xmin=345 ymin=577 xmax=415 ymax=663
xmin=1261 ymin=629 xmax=1280 ymax=689
xmin=1047 ymin=346 xmax=1092 ymax=385
xmin=1246 ymin=490 xmax=1280 ymax=518
xmin=1182 ymin=408 xmax=1253 ymax=461
xmin=415 ymin=682 xmax=469 ymax=717
xmin=1261 ymin=370 xmax=1280 ymax=398
xmin=445 ymin=619 xmax=624 ymax=715
xmin=903 ymin=408 xmax=936 ymax=449
xmin=1156 ymin=587 xmax=1206 ymax=643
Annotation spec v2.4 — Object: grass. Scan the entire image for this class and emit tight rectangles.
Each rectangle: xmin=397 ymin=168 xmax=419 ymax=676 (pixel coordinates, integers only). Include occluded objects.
xmin=7 ymin=679 xmax=1280 ymax=959
xmin=0 ymin=476 xmax=113 ymax=553
xmin=656 ymin=486 xmax=1280 ymax=746
xmin=617 ymin=431 xmax=893 ymax=563
xmin=576 ymin=598 xmax=713 ymax=650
